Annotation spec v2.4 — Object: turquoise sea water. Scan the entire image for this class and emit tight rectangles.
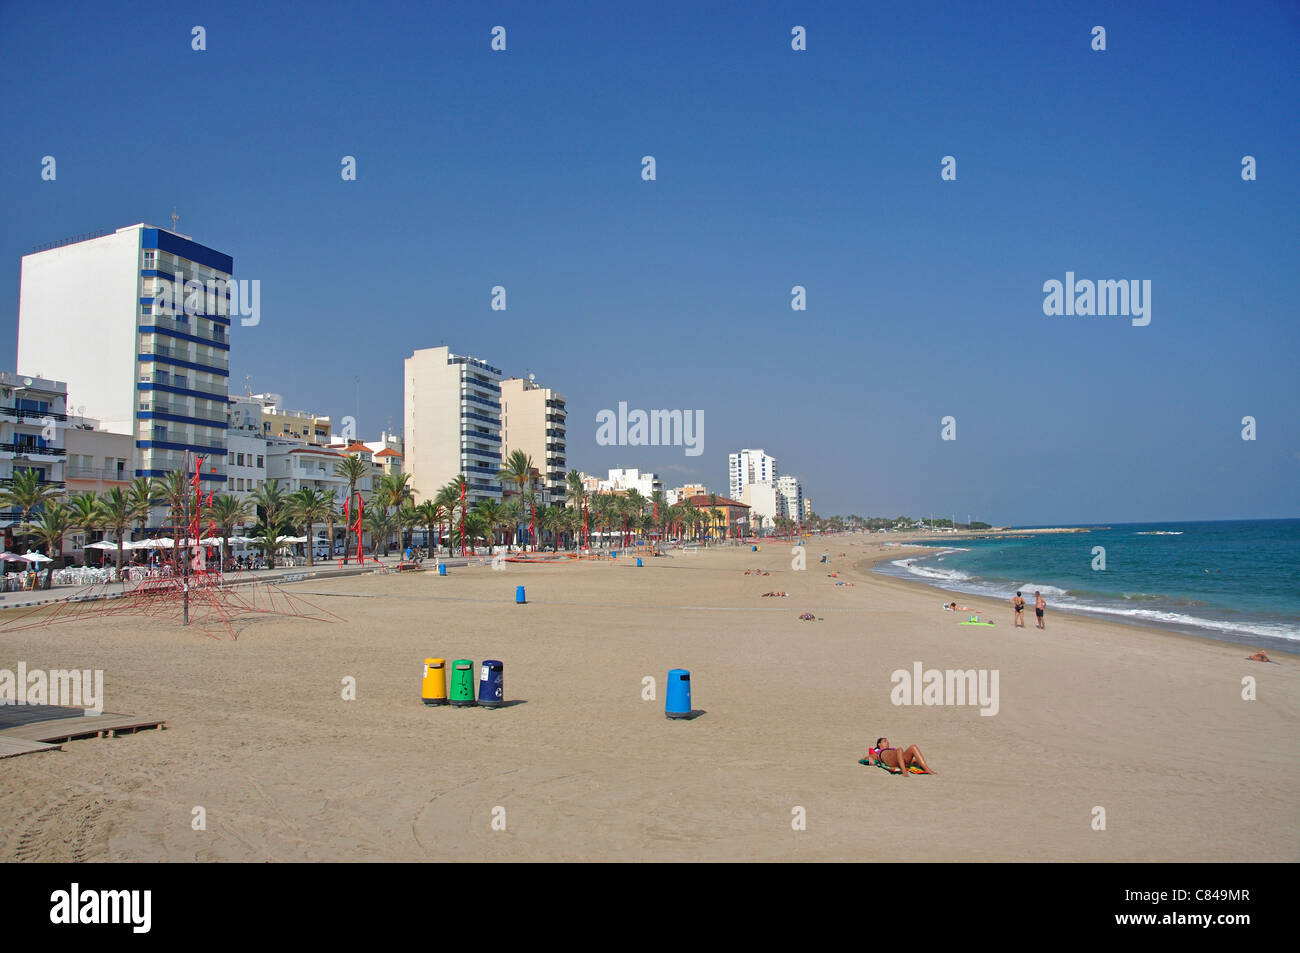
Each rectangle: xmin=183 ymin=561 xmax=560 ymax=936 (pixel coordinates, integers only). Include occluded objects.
xmin=872 ymin=519 xmax=1300 ymax=654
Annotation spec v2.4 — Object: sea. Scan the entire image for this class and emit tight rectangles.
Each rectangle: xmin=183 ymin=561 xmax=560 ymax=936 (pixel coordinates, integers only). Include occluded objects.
xmin=872 ymin=519 xmax=1300 ymax=655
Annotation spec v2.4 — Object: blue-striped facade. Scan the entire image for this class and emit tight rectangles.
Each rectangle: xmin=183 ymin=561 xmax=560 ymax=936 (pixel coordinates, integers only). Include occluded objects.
xmin=135 ymin=229 xmax=232 ymax=484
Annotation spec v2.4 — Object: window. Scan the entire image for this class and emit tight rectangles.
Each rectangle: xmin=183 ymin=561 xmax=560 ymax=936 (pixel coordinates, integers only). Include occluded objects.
xmin=256 ymin=455 xmax=264 ymax=468
xmin=236 ymin=453 xmax=244 ymax=466
xmin=143 ymin=250 xmax=156 ymax=267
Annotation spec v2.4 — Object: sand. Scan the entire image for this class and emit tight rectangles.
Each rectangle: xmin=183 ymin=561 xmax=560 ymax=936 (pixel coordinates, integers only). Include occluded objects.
xmin=1 ymin=538 xmax=1296 ymax=862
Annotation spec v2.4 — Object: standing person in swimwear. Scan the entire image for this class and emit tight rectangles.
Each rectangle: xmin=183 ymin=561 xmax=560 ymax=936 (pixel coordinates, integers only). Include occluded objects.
xmin=1035 ymin=591 xmax=1046 ymax=629
xmin=868 ymin=737 xmax=936 ymax=775
xmin=1011 ymin=591 xmax=1026 ymax=627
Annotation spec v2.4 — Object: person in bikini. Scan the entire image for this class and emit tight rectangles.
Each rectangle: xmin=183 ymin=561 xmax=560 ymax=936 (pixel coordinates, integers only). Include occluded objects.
xmin=1011 ymin=591 xmax=1026 ymax=627
xmin=862 ymin=737 xmax=936 ymax=775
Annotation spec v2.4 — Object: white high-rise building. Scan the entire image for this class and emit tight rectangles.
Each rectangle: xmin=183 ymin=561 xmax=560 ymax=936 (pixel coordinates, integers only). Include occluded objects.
xmin=776 ymin=475 xmax=804 ymax=525
xmin=500 ymin=377 xmax=567 ymax=506
xmin=17 ymin=223 xmax=233 ymax=491
xmin=729 ymin=448 xmax=777 ymax=501
xmin=404 ymin=346 xmax=503 ymax=505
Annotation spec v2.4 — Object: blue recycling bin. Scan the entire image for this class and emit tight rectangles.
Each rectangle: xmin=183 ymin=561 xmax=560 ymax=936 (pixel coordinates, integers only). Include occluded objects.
xmin=438 ymin=563 xmax=446 ymax=576
xmin=636 ymin=557 xmax=643 ymax=567
xmin=478 ymin=660 xmax=504 ymax=708
xmin=666 ymin=669 xmax=692 ymax=719
xmin=516 ymin=585 xmax=526 ymax=604
xmin=752 ymin=545 xmax=757 ymax=551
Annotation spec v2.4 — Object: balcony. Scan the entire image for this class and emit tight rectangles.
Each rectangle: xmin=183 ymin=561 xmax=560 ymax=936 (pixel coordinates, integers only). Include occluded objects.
xmin=65 ymin=466 xmax=130 ymax=482
xmin=461 ymin=394 xmax=502 ymax=412
xmin=1 ymin=442 xmax=66 ymax=457
xmin=0 ymin=407 xmax=68 ymax=422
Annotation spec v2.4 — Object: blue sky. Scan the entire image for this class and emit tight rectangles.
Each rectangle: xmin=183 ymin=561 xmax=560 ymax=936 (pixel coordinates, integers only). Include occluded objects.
xmin=2 ymin=0 xmax=1296 ymax=524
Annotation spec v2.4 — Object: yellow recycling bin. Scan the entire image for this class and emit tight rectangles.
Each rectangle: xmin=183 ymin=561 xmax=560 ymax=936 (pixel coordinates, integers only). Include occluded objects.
xmin=422 ymin=658 xmax=448 ymax=706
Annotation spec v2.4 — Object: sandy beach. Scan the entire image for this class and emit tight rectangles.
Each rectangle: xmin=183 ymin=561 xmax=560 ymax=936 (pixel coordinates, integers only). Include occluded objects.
xmin=1 ymin=537 xmax=1296 ymax=862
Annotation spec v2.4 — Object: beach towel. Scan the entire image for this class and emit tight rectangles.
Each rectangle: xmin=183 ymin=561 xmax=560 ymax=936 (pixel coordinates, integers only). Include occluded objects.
xmin=858 ymin=757 xmax=924 ymax=774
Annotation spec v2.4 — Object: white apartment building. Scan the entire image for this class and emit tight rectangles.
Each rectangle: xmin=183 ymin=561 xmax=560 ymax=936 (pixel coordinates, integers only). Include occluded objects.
xmin=0 ymin=372 xmax=67 ymax=545
xmin=598 ymin=468 xmax=662 ymax=498
xmin=729 ymin=448 xmax=777 ymax=501
xmin=17 ymin=223 xmax=233 ymax=490
xmin=741 ymin=482 xmax=778 ymax=530
xmin=500 ymin=377 xmax=567 ymax=506
xmin=225 ymin=397 xmax=268 ymax=498
xmin=265 ymin=442 xmax=371 ymax=500
xmin=776 ymin=475 xmax=804 ymax=525
xmin=404 ymin=347 xmax=503 ymax=505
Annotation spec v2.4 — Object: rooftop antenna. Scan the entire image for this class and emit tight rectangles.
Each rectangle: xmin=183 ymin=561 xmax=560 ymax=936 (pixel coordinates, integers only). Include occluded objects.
xmin=244 ymin=375 xmax=253 ymax=397
xmin=170 ymin=206 xmax=179 ymax=231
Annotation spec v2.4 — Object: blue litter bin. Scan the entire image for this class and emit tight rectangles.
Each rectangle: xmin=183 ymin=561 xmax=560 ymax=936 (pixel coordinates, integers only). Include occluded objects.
xmin=438 ymin=563 xmax=446 ymax=576
xmin=636 ymin=557 xmax=643 ymax=567
xmin=666 ymin=669 xmax=691 ymax=719
xmin=516 ymin=585 xmax=526 ymax=604
xmin=479 ymin=660 xmax=504 ymax=708
xmin=752 ymin=545 xmax=757 ymax=551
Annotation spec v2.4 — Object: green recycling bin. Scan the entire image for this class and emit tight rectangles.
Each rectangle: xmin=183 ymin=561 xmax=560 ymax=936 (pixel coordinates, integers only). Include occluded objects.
xmin=450 ymin=659 xmax=477 ymax=707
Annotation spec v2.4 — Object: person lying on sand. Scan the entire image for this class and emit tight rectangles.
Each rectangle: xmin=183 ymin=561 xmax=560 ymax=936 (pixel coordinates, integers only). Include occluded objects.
xmin=943 ymin=601 xmax=973 ymax=611
xmin=861 ymin=737 xmax=936 ymax=775
xmin=1245 ymin=651 xmax=1278 ymax=663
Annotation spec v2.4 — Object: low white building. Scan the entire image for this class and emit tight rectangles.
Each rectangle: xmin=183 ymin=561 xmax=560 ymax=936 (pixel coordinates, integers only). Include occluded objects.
xmin=1 ymin=371 xmax=67 ymax=551
xmin=598 ymin=468 xmax=662 ymax=498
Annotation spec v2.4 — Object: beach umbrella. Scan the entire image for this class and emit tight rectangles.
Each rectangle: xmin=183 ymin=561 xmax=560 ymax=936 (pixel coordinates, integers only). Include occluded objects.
xmin=85 ymin=541 xmax=119 ymax=550
xmin=23 ymin=551 xmax=53 ymax=563
xmin=0 ymin=551 xmax=28 ymax=562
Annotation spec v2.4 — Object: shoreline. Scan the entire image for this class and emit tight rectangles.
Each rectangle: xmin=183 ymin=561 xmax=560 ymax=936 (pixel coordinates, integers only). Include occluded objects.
xmin=863 ymin=541 xmax=1299 ymax=658
xmin=1 ymin=537 xmax=1295 ymax=862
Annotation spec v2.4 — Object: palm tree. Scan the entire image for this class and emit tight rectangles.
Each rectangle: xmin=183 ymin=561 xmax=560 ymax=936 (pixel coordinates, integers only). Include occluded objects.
xmin=250 ymin=479 xmax=289 ymax=568
xmin=474 ymin=499 xmax=505 ymax=548
xmin=565 ymin=469 xmax=587 ymax=544
xmin=288 ymin=488 xmax=333 ymax=566
xmin=152 ymin=470 xmax=190 ymax=569
xmin=462 ymin=510 xmax=489 ymax=552
xmin=398 ymin=503 xmax=421 ymax=556
xmin=250 ymin=526 xmax=283 ymax=570
xmin=333 ymin=454 xmax=371 ymax=563
xmin=25 ymin=500 xmax=72 ymax=589
xmin=649 ymin=489 xmax=667 ymax=539
xmin=434 ymin=482 xmax=461 ymax=556
xmin=362 ymin=503 xmax=399 ymax=556
xmin=322 ymin=492 xmax=339 ymax=559
xmin=375 ymin=473 xmax=414 ymax=549
xmin=537 ymin=505 xmax=564 ymax=551
xmin=94 ymin=488 xmax=134 ymax=572
xmin=205 ymin=493 xmax=253 ymax=569
xmin=0 ymin=468 xmax=64 ymax=552
xmin=498 ymin=450 xmax=536 ymax=549
xmin=126 ymin=476 xmax=157 ymax=541
xmin=66 ymin=491 xmax=101 ymax=564
xmin=413 ymin=499 xmax=442 ymax=553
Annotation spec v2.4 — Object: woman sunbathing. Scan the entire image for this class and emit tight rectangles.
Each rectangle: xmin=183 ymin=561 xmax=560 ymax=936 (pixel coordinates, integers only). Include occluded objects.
xmin=862 ymin=737 xmax=936 ymax=775
xmin=942 ymin=601 xmax=973 ymax=611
